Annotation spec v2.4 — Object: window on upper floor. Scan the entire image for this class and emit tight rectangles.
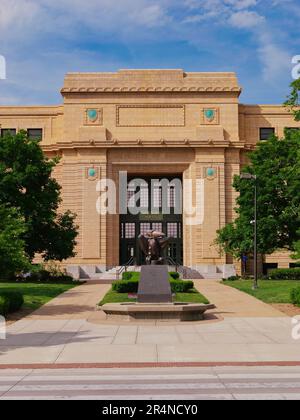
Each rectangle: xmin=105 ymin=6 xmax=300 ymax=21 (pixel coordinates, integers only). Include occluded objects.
xmin=259 ymin=127 xmax=275 ymax=141
xmin=1 ymin=128 xmax=17 ymax=137
xmin=27 ymin=128 xmax=43 ymax=140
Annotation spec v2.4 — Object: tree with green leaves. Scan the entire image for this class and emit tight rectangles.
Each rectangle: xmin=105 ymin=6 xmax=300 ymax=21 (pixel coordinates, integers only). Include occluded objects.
xmin=0 ymin=205 xmax=30 ymax=278
xmin=285 ymin=78 xmax=300 ymax=260
xmin=216 ymin=81 xmax=300 ymax=261
xmin=0 ymin=130 xmax=78 ymax=262
xmin=284 ymin=78 xmax=300 ymax=121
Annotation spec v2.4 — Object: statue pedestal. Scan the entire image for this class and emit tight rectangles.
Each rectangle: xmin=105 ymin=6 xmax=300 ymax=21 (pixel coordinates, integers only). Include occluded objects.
xmin=138 ymin=265 xmax=172 ymax=304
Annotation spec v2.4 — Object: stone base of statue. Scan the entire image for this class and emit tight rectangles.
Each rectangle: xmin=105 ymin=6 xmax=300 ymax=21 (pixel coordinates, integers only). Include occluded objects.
xmin=100 ymin=302 xmax=216 ymax=322
xmin=138 ymin=265 xmax=172 ymax=304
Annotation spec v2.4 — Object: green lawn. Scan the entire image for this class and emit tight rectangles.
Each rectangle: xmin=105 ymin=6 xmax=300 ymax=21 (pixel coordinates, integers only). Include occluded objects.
xmin=0 ymin=282 xmax=79 ymax=312
xmin=223 ymin=280 xmax=300 ymax=305
xmin=174 ymin=289 xmax=209 ymax=304
xmin=99 ymin=288 xmax=209 ymax=306
xmin=100 ymin=289 xmax=137 ymax=305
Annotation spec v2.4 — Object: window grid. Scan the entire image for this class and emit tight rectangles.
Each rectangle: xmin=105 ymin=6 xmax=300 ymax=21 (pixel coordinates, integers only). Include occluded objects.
xmin=127 ymin=189 xmax=135 ymax=208
xmin=260 ymin=128 xmax=275 ymax=141
xmin=168 ymin=187 xmax=175 ymax=208
xmin=167 ymin=223 xmax=178 ymax=238
xmin=152 ymin=223 xmax=163 ymax=232
xmin=27 ymin=129 xmax=43 ymax=140
xmin=1 ymin=129 xmax=16 ymax=137
xmin=153 ymin=186 xmax=162 ymax=208
xmin=140 ymin=223 xmax=151 ymax=235
xmin=125 ymin=223 xmax=136 ymax=239
xmin=140 ymin=186 xmax=149 ymax=208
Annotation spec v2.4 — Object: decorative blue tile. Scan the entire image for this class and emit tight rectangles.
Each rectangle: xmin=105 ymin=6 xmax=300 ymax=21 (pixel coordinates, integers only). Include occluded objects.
xmin=88 ymin=168 xmax=96 ymax=178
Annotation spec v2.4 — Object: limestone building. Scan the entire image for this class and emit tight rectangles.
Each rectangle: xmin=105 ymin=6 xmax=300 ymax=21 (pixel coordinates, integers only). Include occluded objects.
xmin=0 ymin=70 xmax=297 ymax=278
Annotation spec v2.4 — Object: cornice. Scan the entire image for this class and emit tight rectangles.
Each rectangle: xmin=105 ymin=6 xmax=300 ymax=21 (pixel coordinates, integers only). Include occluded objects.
xmin=61 ymin=86 xmax=241 ymax=94
xmin=42 ymin=139 xmax=247 ymax=152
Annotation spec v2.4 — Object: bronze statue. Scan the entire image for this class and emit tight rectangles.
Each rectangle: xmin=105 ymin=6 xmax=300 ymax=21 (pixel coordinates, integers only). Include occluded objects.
xmin=138 ymin=230 xmax=171 ymax=265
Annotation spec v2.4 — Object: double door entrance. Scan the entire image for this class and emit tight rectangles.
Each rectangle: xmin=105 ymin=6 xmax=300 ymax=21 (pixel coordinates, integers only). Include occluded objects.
xmin=120 ymin=219 xmax=183 ymax=266
xmin=119 ymin=176 xmax=183 ymax=266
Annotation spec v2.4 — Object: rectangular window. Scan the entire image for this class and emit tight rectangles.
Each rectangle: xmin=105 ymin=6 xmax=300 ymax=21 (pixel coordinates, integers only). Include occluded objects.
xmin=1 ymin=128 xmax=16 ymax=137
xmin=27 ymin=128 xmax=43 ymax=140
xmin=168 ymin=187 xmax=175 ymax=208
xmin=259 ymin=128 xmax=275 ymax=141
xmin=153 ymin=184 xmax=162 ymax=209
xmin=140 ymin=184 xmax=149 ymax=208
xmin=125 ymin=223 xmax=136 ymax=239
xmin=127 ymin=188 xmax=135 ymax=209
xmin=152 ymin=223 xmax=163 ymax=232
xmin=167 ymin=223 xmax=178 ymax=238
xmin=140 ymin=223 xmax=151 ymax=235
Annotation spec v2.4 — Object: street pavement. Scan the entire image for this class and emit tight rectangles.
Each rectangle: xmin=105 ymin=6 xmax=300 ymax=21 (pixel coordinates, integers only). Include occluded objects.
xmin=2 ymin=366 xmax=300 ymax=400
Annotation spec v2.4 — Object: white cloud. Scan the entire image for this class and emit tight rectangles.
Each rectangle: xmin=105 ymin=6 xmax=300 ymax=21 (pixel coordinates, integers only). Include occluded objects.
xmin=229 ymin=10 xmax=265 ymax=28
xmin=0 ymin=0 xmax=172 ymax=42
xmin=0 ymin=0 xmax=296 ymax=104
xmin=257 ymin=33 xmax=292 ymax=83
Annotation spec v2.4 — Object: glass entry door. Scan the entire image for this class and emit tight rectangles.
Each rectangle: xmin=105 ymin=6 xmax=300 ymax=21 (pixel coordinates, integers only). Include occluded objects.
xmin=120 ymin=220 xmax=183 ymax=266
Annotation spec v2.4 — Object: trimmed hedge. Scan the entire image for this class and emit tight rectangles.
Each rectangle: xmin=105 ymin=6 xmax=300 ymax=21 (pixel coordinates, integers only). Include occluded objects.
xmin=291 ymin=287 xmax=300 ymax=306
xmin=121 ymin=272 xmax=140 ymax=282
xmin=122 ymin=272 xmax=133 ymax=281
xmin=269 ymin=268 xmax=300 ymax=280
xmin=112 ymin=279 xmax=194 ymax=294
xmin=122 ymin=271 xmax=181 ymax=281
xmin=170 ymin=280 xmax=194 ymax=293
xmin=0 ymin=291 xmax=24 ymax=316
xmin=112 ymin=279 xmax=139 ymax=293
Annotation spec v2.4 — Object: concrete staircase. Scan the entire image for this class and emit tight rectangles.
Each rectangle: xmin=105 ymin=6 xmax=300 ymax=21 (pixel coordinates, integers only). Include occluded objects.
xmin=180 ymin=264 xmax=236 ymax=280
xmin=67 ymin=264 xmax=236 ymax=282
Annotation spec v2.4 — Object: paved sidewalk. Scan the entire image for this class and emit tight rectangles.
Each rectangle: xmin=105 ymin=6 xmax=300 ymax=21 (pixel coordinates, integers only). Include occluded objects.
xmin=25 ymin=282 xmax=111 ymax=321
xmin=194 ymin=280 xmax=285 ymax=318
xmin=0 ymin=280 xmax=299 ymax=366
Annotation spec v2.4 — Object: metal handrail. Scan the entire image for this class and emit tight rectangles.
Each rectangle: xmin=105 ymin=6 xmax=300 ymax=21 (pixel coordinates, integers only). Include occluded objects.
xmin=116 ymin=257 xmax=136 ymax=280
xmin=166 ymin=256 xmax=181 ymax=273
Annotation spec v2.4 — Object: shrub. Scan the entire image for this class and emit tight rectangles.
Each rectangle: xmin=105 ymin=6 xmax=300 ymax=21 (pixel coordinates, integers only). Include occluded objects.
xmin=0 ymin=295 xmax=10 ymax=316
xmin=43 ymin=261 xmax=67 ymax=277
xmin=291 ymin=287 xmax=300 ymax=306
xmin=223 ymin=276 xmax=241 ymax=282
xmin=0 ymin=291 xmax=24 ymax=315
xmin=122 ymin=272 xmax=133 ymax=281
xmin=112 ymin=279 xmax=139 ymax=293
xmin=18 ymin=267 xmax=74 ymax=283
xmin=291 ymin=263 xmax=300 ymax=268
xmin=268 ymin=268 xmax=300 ymax=280
xmin=113 ymin=278 xmax=194 ymax=294
xmin=170 ymin=280 xmax=194 ymax=293
xmin=169 ymin=272 xmax=180 ymax=280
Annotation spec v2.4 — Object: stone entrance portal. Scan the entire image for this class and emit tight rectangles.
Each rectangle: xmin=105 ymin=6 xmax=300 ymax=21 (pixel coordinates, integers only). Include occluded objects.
xmin=120 ymin=175 xmax=183 ymax=266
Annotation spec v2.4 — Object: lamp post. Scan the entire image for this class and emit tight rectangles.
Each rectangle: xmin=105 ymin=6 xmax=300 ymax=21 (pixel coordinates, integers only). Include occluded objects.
xmin=240 ymin=173 xmax=258 ymax=290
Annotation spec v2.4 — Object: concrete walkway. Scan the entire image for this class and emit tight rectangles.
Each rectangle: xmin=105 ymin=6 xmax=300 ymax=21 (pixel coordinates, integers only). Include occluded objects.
xmin=194 ymin=280 xmax=285 ymax=318
xmin=0 ymin=280 xmax=299 ymax=366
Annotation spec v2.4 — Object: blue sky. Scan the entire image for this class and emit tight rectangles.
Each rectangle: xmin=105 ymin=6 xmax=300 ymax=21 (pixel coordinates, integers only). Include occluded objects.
xmin=0 ymin=0 xmax=299 ymax=105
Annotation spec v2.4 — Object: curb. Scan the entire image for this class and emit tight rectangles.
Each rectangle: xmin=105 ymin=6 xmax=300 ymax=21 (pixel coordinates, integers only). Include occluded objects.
xmin=1 ymin=361 xmax=300 ymax=370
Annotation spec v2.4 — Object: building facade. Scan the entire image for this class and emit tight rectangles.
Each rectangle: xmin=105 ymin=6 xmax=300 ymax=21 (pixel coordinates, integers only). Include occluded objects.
xmin=0 ymin=70 xmax=297 ymax=277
